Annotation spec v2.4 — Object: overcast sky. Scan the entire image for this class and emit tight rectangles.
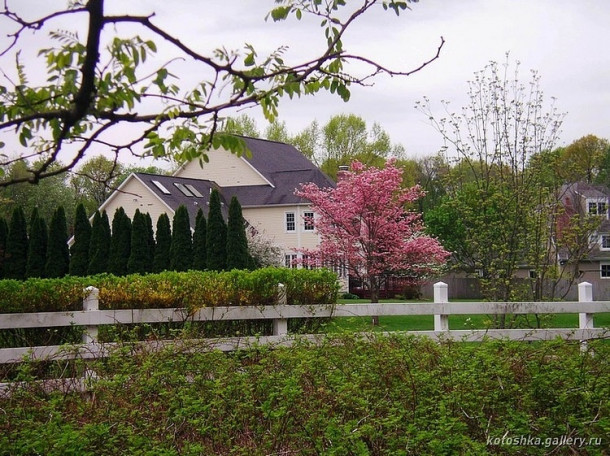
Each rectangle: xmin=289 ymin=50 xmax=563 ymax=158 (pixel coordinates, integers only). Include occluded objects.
xmin=3 ymin=0 xmax=610 ymax=161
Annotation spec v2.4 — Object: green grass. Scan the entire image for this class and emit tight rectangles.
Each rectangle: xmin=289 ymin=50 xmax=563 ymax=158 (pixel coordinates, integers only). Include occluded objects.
xmin=328 ymin=298 xmax=610 ymax=332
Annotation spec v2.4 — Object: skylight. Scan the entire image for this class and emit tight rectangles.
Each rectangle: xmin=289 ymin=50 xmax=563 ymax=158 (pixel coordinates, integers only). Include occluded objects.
xmin=174 ymin=182 xmax=195 ymax=197
xmin=185 ymin=184 xmax=204 ymax=197
xmin=152 ymin=180 xmax=171 ymax=195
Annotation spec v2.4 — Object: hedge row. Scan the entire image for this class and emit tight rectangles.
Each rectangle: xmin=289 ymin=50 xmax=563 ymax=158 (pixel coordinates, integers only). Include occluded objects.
xmin=0 ymin=268 xmax=339 ymax=313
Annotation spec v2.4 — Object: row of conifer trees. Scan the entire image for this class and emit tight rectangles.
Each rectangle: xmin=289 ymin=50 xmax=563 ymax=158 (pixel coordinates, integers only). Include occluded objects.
xmin=0 ymin=189 xmax=250 ymax=280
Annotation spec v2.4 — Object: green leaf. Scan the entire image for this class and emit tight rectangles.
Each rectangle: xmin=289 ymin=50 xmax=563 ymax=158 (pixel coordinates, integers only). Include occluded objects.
xmin=270 ymin=6 xmax=291 ymax=22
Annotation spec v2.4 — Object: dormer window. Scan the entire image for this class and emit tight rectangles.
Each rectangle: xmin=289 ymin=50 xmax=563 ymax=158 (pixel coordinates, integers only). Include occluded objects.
xmin=587 ymin=199 xmax=608 ymax=218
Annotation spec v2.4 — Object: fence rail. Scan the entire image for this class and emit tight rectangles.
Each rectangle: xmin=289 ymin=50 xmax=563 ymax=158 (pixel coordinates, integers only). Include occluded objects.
xmin=1 ymin=282 xmax=609 ymax=365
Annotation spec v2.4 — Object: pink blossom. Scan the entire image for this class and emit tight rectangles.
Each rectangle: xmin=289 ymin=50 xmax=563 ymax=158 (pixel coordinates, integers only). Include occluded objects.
xmin=296 ymin=160 xmax=450 ymax=300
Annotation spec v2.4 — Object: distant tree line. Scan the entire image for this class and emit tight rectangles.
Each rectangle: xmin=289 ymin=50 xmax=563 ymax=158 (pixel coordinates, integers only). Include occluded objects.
xmin=0 ymin=189 xmax=251 ymax=280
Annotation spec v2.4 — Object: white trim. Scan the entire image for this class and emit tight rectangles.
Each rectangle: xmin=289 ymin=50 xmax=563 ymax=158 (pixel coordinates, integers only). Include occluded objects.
xmin=601 ymin=262 xmax=610 ymax=279
xmin=303 ymin=211 xmax=315 ymax=232
xmin=285 ymin=211 xmax=296 ymax=232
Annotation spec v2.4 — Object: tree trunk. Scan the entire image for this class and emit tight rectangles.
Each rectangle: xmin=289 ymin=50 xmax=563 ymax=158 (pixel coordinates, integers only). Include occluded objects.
xmin=370 ymin=276 xmax=380 ymax=326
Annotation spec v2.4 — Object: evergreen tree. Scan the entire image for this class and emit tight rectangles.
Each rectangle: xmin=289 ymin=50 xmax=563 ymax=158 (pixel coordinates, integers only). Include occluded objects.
xmin=226 ymin=196 xmax=249 ymax=270
xmin=45 ymin=206 xmax=70 ymax=278
xmin=4 ymin=206 xmax=28 ymax=280
xmin=144 ymin=212 xmax=155 ymax=267
xmin=69 ymin=203 xmax=91 ymax=276
xmin=192 ymin=208 xmax=207 ymax=271
xmin=206 ymin=189 xmax=227 ymax=271
xmin=0 ymin=217 xmax=8 ymax=278
xmin=169 ymin=205 xmax=192 ymax=271
xmin=153 ymin=213 xmax=171 ymax=273
xmin=128 ymin=210 xmax=150 ymax=274
xmin=108 ymin=207 xmax=131 ymax=276
xmin=26 ymin=209 xmax=48 ymax=278
xmin=88 ymin=211 xmax=111 ymax=275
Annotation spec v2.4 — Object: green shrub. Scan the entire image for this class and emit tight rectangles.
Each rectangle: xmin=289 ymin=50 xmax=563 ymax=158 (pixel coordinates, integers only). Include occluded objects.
xmin=0 ymin=268 xmax=339 ymax=313
xmin=0 ymin=336 xmax=608 ymax=455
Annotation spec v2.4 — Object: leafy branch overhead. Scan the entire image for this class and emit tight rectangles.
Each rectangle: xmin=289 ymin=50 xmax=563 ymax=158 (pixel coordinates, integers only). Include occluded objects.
xmin=0 ymin=0 xmax=444 ymax=186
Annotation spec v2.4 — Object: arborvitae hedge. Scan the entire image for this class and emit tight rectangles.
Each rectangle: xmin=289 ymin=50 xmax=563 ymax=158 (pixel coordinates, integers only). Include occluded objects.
xmin=226 ymin=196 xmax=249 ymax=270
xmin=128 ymin=210 xmax=150 ymax=275
xmin=144 ymin=212 xmax=155 ymax=267
xmin=4 ymin=206 xmax=28 ymax=280
xmin=0 ymin=217 xmax=7 ymax=278
xmin=45 ymin=206 xmax=70 ymax=278
xmin=207 ymin=189 xmax=227 ymax=271
xmin=108 ymin=207 xmax=131 ymax=276
xmin=69 ymin=203 xmax=91 ymax=277
xmin=0 ymin=268 xmax=339 ymax=313
xmin=153 ymin=213 xmax=171 ymax=273
xmin=25 ymin=210 xmax=47 ymax=279
xmin=192 ymin=208 xmax=207 ymax=271
xmin=170 ymin=205 xmax=192 ymax=272
xmin=88 ymin=211 xmax=111 ymax=275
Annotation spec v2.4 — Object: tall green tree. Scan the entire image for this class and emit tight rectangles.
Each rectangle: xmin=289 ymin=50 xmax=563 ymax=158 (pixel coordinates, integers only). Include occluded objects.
xmin=170 ymin=206 xmax=192 ymax=272
xmin=226 ymin=197 xmax=249 ymax=270
xmin=192 ymin=208 xmax=207 ymax=271
xmin=128 ymin=210 xmax=149 ymax=274
xmin=1 ymin=160 xmax=75 ymax=223
xmin=88 ymin=211 xmax=111 ymax=275
xmin=222 ymin=114 xmax=261 ymax=138
xmin=0 ymin=217 xmax=7 ymax=278
xmin=4 ymin=206 xmax=28 ymax=280
xmin=0 ymin=1 xmax=442 ymax=185
xmin=69 ymin=203 xmax=91 ymax=276
xmin=70 ymin=155 xmax=125 ymax=213
xmin=206 ymin=189 xmax=227 ymax=271
xmin=144 ymin=212 xmax=155 ymax=267
xmin=26 ymin=209 xmax=48 ymax=278
xmin=45 ymin=206 xmax=70 ymax=278
xmin=108 ymin=207 xmax=132 ymax=276
xmin=153 ymin=213 xmax=171 ymax=273
xmin=418 ymin=57 xmax=565 ymax=304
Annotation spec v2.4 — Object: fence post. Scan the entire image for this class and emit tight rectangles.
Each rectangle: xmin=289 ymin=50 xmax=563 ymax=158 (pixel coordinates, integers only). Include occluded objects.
xmin=83 ymin=287 xmax=99 ymax=344
xmin=433 ymin=282 xmax=449 ymax=332
xmin=273 ymin=283 xmax=288 ymax=336
xmin=578 ymin=282 xmax=594 ymax=351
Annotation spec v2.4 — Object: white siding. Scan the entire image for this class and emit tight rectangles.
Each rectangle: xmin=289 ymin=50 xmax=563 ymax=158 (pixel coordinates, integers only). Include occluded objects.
xmin=243 ymin=206 xmax=320 ymax=253
xmin=101 ymin=177 xmax=173 ymax=228
xmin=175 ymin=148 xmax=269 ymax=186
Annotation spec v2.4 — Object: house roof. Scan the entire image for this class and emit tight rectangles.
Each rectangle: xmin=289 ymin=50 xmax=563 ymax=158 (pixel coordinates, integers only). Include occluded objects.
xmin=135 ymin=172 xmax=230 ymax=222
xmin=132 ymin=137 xmax=334 ymax=223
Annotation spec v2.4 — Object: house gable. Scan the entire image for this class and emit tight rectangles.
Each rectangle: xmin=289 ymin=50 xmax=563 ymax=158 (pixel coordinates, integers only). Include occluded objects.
xmin=174 ymin=147 xmax=271 ymax=187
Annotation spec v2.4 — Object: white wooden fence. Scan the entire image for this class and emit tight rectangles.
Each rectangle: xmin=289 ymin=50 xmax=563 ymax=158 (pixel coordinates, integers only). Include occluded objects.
xmin=1 ymin=282 xmax=609 ymax=366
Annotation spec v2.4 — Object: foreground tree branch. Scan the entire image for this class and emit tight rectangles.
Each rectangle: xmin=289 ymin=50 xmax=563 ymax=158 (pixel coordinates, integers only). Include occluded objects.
xmin=0 ymin=0 xmax=443 ymax=186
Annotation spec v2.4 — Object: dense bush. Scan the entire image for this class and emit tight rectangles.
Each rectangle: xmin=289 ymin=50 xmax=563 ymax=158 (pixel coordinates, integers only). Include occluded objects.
xmin=0 ymin=268 xmax=339 ymax=313
xmin=0 ymin=336 xmax=608 ymax=455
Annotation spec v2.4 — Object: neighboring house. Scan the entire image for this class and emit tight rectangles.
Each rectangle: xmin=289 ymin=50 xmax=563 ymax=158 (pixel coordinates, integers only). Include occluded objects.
xmin=98 ymin=136 xmax=335 ymax=268
xmin=557 ymin=182 xmax=610 ymax=282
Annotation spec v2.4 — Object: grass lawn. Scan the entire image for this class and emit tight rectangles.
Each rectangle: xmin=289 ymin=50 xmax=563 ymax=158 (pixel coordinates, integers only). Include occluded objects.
xmin=326 ymin=298 xmax=610 ymax=332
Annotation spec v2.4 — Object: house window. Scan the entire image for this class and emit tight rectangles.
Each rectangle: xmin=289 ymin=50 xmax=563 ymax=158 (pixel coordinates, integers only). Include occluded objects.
xmin=602 ymin=235 xmax=610 ymax=250
xmin=588 ymin=200 xmax=608 ymax=218
xmin=529 ymin=270 xmax=538 ymax=279
xmin=284 ymin=254 xmax=298 ymax=269
xmin=601 ymin=263 xmax=610 ymax=278
xmin=303 ymin=211 xmax=315 ymax=231
xmin=285 ymin=212 xmax=296 ymax=232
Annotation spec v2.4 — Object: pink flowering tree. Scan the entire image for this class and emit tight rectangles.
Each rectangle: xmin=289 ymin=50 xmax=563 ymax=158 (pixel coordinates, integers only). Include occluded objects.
xmin=296 ymin=160 xmax=449 ymax=316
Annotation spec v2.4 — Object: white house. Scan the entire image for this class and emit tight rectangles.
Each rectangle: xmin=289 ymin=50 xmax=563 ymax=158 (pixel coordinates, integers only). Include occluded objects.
xmin=98 ymin=136 xmax=335 ymax=268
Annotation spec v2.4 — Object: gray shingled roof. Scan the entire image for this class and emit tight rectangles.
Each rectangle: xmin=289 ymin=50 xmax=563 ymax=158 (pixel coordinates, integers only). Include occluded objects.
xmin=134 ymin=137 xmax=334 ymax=225
xmin=135 ymin=173 xmax=229 ymax=223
